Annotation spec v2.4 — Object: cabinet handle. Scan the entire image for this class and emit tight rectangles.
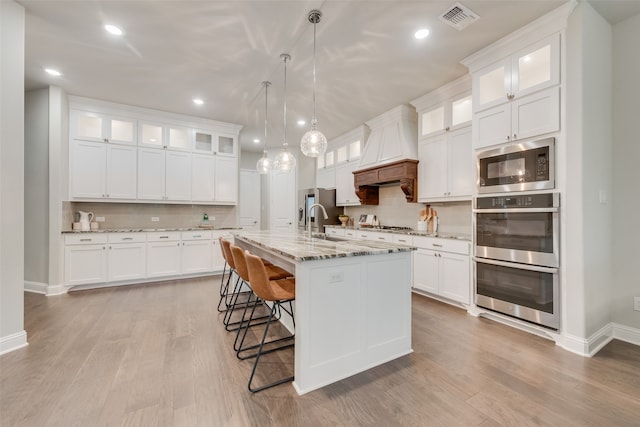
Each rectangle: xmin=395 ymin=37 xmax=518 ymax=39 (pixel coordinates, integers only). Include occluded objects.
xmin=432 ymin=243 xmax=443 ymax=247
xmin=103 ymin=246 xmax=106 ymax=250
xmin=193 ymin=235 xmax=201 ymax=238
xmin=80 ymin=238 xmax=92 ymax=242
xmin=159 ymin=236 xmax=169 ymax=239
xmin=513 ymin=134 xmax=517 ymax=139
xmin=102 ymin=194 xmax=105 ymax=198
xmin=106 ymin=194 xmax=109 ymax=198
xmin=445 ymin=127 xmax=450 ymax=132
xmin=378 ymin=237 xmax=385 ymax=240
xmin=507 ymin=135 xmax=511 ymax=141
xmin=398 ymin=239 xmax=406 ymax=243
xmin=122 ymin=237 xmax=133 ymax=241
xmin=177 ymin=242 xmax=180 ymax=246
xmin=109 ymin=245 xmax=112 ymax=249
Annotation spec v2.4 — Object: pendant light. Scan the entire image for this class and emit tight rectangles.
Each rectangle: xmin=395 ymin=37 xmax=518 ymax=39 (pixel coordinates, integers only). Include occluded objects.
xmin=300 ymin=9 xmax=327 ymax=158
xmin=256 ymin=81 xmax=272 ymax=174
xmin=273 ymin=53 xmax=296 ymax=172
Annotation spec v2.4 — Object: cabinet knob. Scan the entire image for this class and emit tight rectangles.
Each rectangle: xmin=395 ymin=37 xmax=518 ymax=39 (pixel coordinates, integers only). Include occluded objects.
xmin=513 ymin=134 xmax=517 ymax=139
xmin=507 ymin=135 xmax=511 ymax=141
xmin=445 ymin=127 xmax=450 ymax=132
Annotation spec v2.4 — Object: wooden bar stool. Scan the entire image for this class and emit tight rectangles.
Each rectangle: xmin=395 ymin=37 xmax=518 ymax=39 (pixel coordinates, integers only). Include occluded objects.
xmin=244 ymin=251 xmax=295 ymax=393
xmin=229 ymin=245 xmax=292 ymax=354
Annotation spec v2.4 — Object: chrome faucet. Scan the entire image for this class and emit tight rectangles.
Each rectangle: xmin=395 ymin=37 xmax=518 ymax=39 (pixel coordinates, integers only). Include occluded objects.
xmin=308 ymin=203 xmax=328 ymax=238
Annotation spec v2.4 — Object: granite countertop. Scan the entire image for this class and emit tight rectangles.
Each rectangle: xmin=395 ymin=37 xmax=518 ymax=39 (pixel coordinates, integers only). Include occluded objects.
xmin=62 ymin=227 xmax=242 ymax=234
xmin=324 ymin=225 xmax=471 ymax=241
xmin=232 ymin=230 xmax=416 ymax=262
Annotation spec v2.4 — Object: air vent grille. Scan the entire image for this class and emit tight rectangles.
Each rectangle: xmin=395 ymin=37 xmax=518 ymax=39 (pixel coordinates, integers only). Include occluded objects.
xmin=439 ymin=2 xmax=479 ymax=31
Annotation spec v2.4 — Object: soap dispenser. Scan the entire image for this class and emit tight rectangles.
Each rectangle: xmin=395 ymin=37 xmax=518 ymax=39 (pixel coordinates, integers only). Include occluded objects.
xmin=202 ymin=213 xmax=209 ymax=226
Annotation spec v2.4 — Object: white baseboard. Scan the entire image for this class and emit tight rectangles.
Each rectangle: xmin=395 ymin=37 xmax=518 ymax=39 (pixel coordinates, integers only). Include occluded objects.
xmin=561 ymin=322 xmax=640 ymax=357
xmin=24 ymin=281 xmax=68 ymax=296
xmin=24 ymin=281 xmax=48 ymax=294
xmin=612 ymin=323 xmax=640 ymax=346
xmin=0 ymin=330 xmax=28 ymax=355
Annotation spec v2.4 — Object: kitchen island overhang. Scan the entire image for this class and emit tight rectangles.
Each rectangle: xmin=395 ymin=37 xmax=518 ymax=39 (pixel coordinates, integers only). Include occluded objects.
xmin=232 ymin=231 xmax=416 ymax=395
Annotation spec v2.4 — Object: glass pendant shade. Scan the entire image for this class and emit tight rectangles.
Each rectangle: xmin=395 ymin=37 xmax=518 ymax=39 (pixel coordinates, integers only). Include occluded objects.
xmin=300 ymin=126 xmax=327 ymax=158
xmin=301 ymin=10 xmax=327 ymax=158
xmin=273 ymin=147 xmax=296 ymax=172
xmin=256 ymin=151 xmax=272 ymax=174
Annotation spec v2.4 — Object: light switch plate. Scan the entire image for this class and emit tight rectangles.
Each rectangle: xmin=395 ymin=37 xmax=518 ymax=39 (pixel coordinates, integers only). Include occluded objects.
xmin=151 ymin=217 xmax=160 ymax=222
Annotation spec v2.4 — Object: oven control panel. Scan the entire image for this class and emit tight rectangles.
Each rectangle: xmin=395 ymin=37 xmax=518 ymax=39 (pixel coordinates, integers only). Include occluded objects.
xmin=476 ymin=193 xmax=557 ymax=209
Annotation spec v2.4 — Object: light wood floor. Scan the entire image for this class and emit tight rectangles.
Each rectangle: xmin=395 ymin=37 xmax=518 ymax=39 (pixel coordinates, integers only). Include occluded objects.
xmin=1 ymin=277 xmax=639 ymax=427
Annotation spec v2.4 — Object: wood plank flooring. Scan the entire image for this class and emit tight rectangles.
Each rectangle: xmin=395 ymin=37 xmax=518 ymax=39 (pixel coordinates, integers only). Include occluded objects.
xmin=1 ymin=277 xmax=639 ymax=426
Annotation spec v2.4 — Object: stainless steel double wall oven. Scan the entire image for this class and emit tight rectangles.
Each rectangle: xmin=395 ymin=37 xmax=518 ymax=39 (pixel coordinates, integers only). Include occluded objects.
xmin=474 ymin=138 xmax=560 ymax=330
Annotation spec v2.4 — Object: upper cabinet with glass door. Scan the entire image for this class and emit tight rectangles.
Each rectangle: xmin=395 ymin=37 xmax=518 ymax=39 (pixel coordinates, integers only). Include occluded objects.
xmin=412 ymin=75 xmax=472 ymax=139
xmin=473 ymin=33 xmax=560 ymax=112
xmin=71 ymin=110 xmax=137 ymax=145
xmin=139 ymin=122 xmax=191 ymax=151
xmin=192 ymin=129 xmax=237 ymax=156
xmin=335 ymin=139 xmax=362 ymax=165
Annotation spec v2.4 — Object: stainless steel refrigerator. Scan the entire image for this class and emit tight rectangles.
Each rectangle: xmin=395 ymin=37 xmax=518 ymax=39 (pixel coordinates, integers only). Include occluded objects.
xmin=297 ymin=188 xmax=342 ymax=233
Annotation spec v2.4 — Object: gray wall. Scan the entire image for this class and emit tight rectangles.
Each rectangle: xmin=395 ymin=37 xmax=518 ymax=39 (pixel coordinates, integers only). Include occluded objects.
xmin=612 ymin=13 xmax=640 ymax=330
xmin=25 ymin=89 xmax=50 ymax=285
xmin=1 ymin=0 xmax=26 ymax=353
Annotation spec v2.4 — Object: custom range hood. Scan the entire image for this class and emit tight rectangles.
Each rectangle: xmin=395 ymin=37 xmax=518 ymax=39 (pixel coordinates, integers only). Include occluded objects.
xmin=353 ymin=105 xmax=419 ymax=205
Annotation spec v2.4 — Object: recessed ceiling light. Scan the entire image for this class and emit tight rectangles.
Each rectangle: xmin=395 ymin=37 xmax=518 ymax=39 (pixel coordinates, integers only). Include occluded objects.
xmin=414 ymin=28 xmax=430 ymax=40
xmin=104 ymin=24 xmax=123 ymax=36
xmin=44 ymin=68 xmax=62 ymax=76
xmin=297 ymin=120 xmax=306 ymax=126
xmin=193 ymin=98 xmax=204 ymax=105
xmin=253 ymin=139 xmax=261 ymax=144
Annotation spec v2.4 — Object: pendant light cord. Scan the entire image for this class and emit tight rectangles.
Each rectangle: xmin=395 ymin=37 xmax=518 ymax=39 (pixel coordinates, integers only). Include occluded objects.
xmin=282 ymin=54 xmax=288 ymax=148
xmin=312 ymin=19 xmax=317 ymax=129
xmin=263 ymin=81 xmax=270 ymax=154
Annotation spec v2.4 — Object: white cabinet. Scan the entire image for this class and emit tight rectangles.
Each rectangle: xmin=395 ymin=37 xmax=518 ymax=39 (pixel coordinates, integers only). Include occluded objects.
xmin=325 ymin=227 xmax=346 ymax=238
xmin=213 ymin=156 xmax=238 ymax=204
xmin=107 ymin=233 xmax=146 ymax=282
xmin=412 ymin=236 xmax=470 ymax=305
xmin=335 ymin=161 xmax=360 ymax=206
xmin=316 ymin=126 xmax=366 ymax=194
xmin=473 ymin=33 xmax=560 ymax=112
xmin=192 ymin=129 xmax=237 ymax=156
xmin=181 ymin=231 xmax=213 ymax=274
xmin=70 ymin=109 xmax=136 ymax=145
xmin=190 ymin=154 xmax=237 ymax=204
xmin=356 ymin=230 xmax=392 ymax=242
xmin=471 ymin=33 xmax=561 ymax=149
xmin=70 ymin=141 xmax=137 ymax=200
xmin=474 ymin=87 xmax=559 ymax=149
xmin=138 ymin=148 xmax=191 ymax=201
xmin=139 ymin=121 xmax=191 ymax=151
xmin=146 ymin=232 xmax=182 ymax=278
xmin=64 ymin=234 xmax=108 ymax=285
xmin=211 ymin=232 xmax=229 ymax=272
xmin=418 ymin=126 xmax=473 ymax=201
xmin=418 ymin=92 xmax=472 ymax=138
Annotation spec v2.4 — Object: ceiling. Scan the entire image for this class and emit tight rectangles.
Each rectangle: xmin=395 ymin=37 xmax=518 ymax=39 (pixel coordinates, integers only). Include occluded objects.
xmin=20 ymin=0 xmax=639 ymax=153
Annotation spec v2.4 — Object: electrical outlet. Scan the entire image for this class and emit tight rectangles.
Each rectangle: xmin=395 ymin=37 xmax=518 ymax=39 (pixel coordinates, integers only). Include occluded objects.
xmin=95 ymin=216 xmax=105 ymax=222
xmin=151 ymin=217 xmax=160 ymax=222
xmin=210 ymin=216 xmax=216 ymax=221
xmin=329 ymin=271 xmax=343 ymax=283
xmin=634 ymin=296 xmax=640 ymax=312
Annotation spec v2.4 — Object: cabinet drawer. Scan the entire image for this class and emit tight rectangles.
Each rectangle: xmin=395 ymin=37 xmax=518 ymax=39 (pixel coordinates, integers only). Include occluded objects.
xmin=147 ymin=231 xmax=181 ymax=242
xmin=181 ymin=230 xmax=213 ymax=240
xmin=325 ymin=227 xmax=346 ymax=237
xmin=359 ymin=231 xmax=393 ymax=242
xmin=64 ymin=233 xmax=108 ymax=245
xmin=108 ymin=232 xmax=146 ymax=243
xmin=344 ymin=230 xmax=358 ymax=239
xmin=413 ymin=236 xmax=469 ymax=255
xmin=392 ymin=234 xmax=413 ymax=245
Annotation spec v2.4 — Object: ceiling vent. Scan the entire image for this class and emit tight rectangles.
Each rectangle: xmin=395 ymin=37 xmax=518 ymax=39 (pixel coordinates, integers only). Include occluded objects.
xmin=439 ymin=2 xmax=479 ymax=31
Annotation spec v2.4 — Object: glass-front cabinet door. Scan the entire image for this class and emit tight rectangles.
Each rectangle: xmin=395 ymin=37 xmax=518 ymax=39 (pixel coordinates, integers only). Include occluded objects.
xmin=512 ymin=33 xmax=560 ymax=98
xmin=71 ymin=110 xmax=136 ymax=145
xmin=166 ymin=126 xmax=191 ymax=151
xmin=139 ymin=122 xmax=165 ymax=148
xmin=193 ymin=129 xmax=214 ymax=154
xmin=216 ymin=133 xmax=236 ymax=156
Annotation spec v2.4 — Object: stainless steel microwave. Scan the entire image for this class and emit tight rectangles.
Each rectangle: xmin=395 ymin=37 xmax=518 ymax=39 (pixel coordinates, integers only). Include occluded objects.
xmin=477 ymin=138 xmax=555 ymax=194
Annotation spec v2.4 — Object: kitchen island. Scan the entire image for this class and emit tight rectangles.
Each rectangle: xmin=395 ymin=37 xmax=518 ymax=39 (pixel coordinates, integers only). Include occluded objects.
xmin=232 ymin=231 xmax=415 ymax=395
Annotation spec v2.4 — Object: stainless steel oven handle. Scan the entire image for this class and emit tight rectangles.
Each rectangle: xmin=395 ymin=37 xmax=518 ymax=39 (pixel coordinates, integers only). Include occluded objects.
xmin=473 ymin=207 xmax=558 ymax=214
xmin=473 ymin=257 xmax=559 ymax=274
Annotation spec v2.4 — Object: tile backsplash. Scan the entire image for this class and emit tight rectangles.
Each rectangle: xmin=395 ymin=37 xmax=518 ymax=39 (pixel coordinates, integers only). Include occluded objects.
xmin=344 ymin=185 xmax=471 ymax=234
xmin=63 ymin=202 xmax=237 ymax=231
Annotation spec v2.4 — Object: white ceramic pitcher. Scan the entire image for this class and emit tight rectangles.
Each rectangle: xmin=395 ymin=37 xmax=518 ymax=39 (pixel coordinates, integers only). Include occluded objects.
xmin=78 ymin=211 xmax=94 ymax=231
